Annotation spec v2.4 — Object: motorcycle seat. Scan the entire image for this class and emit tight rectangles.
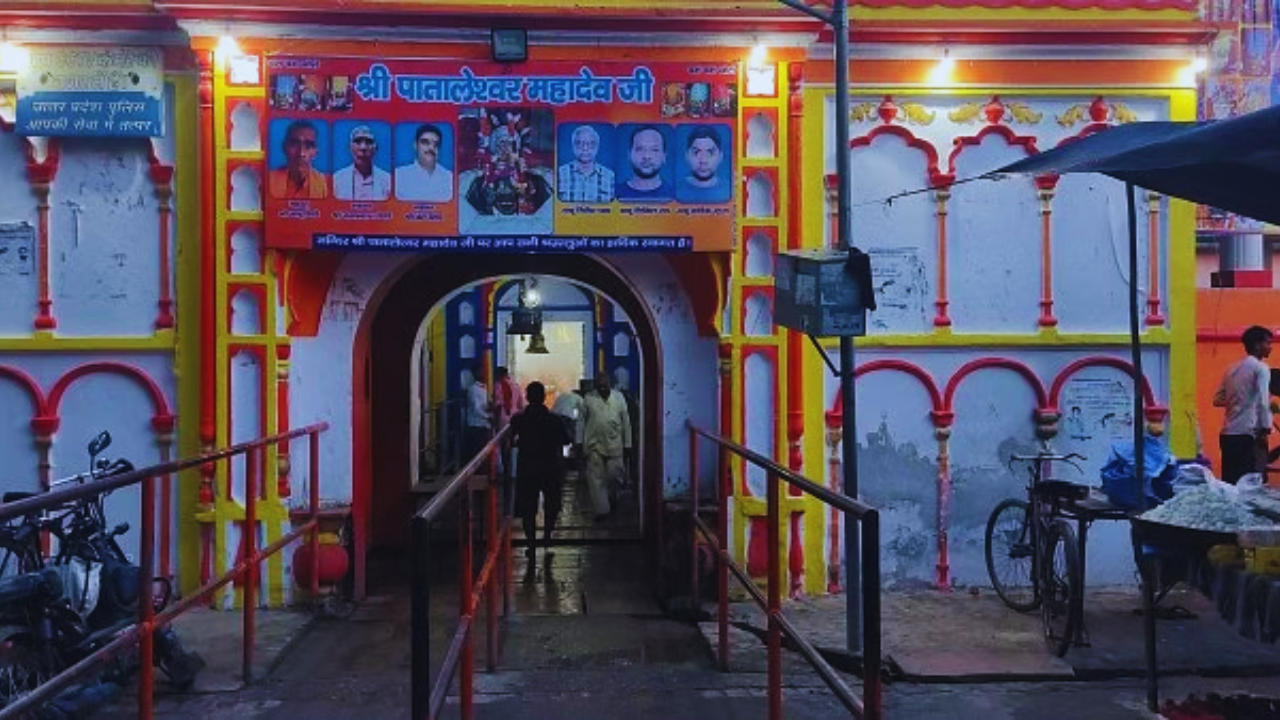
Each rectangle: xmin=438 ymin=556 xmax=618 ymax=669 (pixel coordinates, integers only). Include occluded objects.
xmin=2 ymin=491 xmax=36 ymax=504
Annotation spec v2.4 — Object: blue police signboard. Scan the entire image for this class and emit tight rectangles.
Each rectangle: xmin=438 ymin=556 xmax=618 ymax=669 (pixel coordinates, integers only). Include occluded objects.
xmin=16 ymin=47 xmax=164 ymax=138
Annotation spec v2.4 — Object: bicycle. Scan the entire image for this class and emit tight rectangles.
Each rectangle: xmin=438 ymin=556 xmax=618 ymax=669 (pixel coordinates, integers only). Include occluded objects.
xmin=984 ymin=451 xmax=1091 ymax=657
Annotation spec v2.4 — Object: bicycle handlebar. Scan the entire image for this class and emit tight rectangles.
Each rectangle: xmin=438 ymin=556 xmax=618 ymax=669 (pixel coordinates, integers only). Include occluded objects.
xmin=1008 ymin=452 xmax=1086 ymax=463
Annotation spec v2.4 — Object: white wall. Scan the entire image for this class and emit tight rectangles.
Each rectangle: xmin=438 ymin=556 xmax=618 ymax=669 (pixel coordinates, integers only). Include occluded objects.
xmin=0 ymin=95 xmax=181 ymax=570
xmin=824 ymin=346 xmax=1168 ymax=589
xmin=287 ymin=251 xmax=716 ymax=505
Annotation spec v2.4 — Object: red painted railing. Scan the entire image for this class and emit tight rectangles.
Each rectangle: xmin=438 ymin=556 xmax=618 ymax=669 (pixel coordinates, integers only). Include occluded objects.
xmin=411 ymin=425 xmax=512 ymax=720
xmin=689 ymin=422 xmax=882 ymax=719
xmin=0 ymin=422 xmax=329 ymax=719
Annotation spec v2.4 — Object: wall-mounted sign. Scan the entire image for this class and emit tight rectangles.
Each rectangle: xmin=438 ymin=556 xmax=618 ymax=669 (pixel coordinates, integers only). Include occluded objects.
xmin=16 ymin=47 xmax=165 ymax=138
xmin=263 ymin=56 xmax=738 ymax=252
xmin=0 ymin=222 xmax=35 ymax=276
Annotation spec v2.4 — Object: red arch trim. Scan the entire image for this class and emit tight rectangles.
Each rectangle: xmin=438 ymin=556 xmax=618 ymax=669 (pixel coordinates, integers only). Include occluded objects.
xmin=947 ymin=124 xmax=1040 ymax=176
xmin=0 ymin=364 xmax=49 ymax=417
xmin=48 ymin=362 xmax=174 ymax=430
xmin=850 ymin=125 xmax=952 ymax=187
xmin=943 ymin=357 xmax=1049 ymax=411
xmin=1047 ymin=356 xmax=1157 ymax=411
xmin=827 ymin=359 xmax=944 ymax=425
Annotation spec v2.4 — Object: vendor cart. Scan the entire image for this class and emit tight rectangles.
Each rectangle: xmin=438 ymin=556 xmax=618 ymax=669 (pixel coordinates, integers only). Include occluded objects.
xmin=992 ymin=104 xmax=1280 ymax=711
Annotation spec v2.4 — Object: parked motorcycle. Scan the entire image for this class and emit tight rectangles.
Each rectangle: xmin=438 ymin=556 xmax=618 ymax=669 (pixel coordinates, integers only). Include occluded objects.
xmin=0 ymin=431 xmax=204 ymax=714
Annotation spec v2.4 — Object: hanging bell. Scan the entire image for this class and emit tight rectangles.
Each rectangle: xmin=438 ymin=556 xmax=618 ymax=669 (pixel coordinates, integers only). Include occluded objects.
xmin=507 ymin=305 xmax=541 ymax=335
xmin=526 ymin=331 xmax=549 ymax=354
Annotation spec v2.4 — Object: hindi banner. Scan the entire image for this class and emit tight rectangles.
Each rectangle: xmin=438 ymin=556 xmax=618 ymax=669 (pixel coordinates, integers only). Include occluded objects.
xmin=16 ymin=47 xmax=165 ymax=138
xmin=264 ymin=56 xmax=738 ymax=252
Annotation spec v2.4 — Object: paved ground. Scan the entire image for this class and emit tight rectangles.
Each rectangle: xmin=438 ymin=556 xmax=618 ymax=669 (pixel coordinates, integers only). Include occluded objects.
xmin=89 ymin=478 xmax=1280 ymax=718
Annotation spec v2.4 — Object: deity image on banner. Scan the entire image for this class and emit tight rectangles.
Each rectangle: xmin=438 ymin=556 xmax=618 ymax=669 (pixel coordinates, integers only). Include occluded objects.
xmin=457 ymin=106 xmax=555 ymax=234
xmin=270 ymin=73 xmax=334 ymax=112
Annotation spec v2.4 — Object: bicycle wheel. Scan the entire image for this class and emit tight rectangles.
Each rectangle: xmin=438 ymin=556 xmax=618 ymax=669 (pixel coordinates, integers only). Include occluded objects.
xmin=984 ymin=499 xmax=1039 ymax=611
xmin=0 ymin=631 xmax=64 ymax=710
xmin=1041 ymin=519 xmax=1082 ymax=658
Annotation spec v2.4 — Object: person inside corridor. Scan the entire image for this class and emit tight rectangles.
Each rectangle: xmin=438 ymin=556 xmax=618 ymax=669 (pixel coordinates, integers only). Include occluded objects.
xmin=333 ymin=124 xmax=391 ymax=201
xmin=579 ymin=373 xmax=632 ymax=520
xmin=1213 ymin=324 xmax=1273 ymax=483
xmin=612 ymin=366 xmax=640 ymax=490
xmin=551 ymin=381 xmax=585 ymax=457
xmin=510 ymin=381 xmax=572 ymax=560
xmin=463 ymin=363 xmax=493 ymax=464
xmin=269 ymin=120 xmax=329 ymax=199
xmin=493 ymin=366 xmax=524 ymax=476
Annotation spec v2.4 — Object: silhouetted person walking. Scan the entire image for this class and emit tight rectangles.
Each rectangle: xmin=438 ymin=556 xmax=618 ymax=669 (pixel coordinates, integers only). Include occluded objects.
xmin=510 ymin=381 xmax=572 ymax=558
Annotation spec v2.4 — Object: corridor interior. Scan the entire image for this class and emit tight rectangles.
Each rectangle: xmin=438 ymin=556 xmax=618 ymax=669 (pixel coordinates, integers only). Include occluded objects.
xmin=508 ymin=463 xmax=651 ymax=615
xmin=368 ymin=464 xmax=653 ymax=616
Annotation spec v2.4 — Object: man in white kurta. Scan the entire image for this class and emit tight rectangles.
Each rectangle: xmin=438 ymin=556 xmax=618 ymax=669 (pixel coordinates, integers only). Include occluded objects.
xmin=579 ymin=374 xmax=631 ymax=518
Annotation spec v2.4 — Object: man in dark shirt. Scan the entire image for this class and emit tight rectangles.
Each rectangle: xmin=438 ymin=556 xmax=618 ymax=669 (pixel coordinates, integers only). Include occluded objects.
xmin=509 ymin=381 xmax=572 ymax=559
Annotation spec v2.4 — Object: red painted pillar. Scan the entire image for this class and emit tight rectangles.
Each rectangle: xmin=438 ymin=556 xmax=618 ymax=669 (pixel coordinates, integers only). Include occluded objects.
xmin=197 ymin=50 xmax=218 ymax=509
xmin=785 ymin=61 xmax=807 ymax=599
xmin=149 ymin=161 xmax=176 ymax=329
xmin=930 ymin=410 xmax=955 ymax=590
xmin=27 ymin=148 xmax=59 ymax=330
xmin=276 ymin=345 xmax=292 ymax=498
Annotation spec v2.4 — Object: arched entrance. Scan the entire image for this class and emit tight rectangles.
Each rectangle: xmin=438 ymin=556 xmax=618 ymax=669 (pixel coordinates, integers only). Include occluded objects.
xmin=351 ymin=253 xmax=664 ymax=596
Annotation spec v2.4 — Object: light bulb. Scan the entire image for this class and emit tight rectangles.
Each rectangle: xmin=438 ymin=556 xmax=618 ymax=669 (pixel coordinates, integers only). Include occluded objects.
xmin=0 ymin=41 xmax=30 ymax=74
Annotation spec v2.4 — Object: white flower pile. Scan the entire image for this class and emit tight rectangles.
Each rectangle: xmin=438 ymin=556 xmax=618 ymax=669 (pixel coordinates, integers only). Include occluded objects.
xmin=1141 ymin=484 xmax=1256 ymax=532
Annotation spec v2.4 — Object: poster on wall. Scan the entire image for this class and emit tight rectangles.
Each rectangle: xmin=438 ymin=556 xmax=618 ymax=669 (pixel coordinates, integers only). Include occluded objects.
xmin=263 ymin=57 xmax=739 ymax=253
xmin=1060 ymin=376 xmax=1134 ymax=443
xmin=15 ymin=47 xmax=165 ymax=138
xmin=866 ymin=247 xmax=929 ymax=332
xmin=0 ymin=222 xmax=35 ymax=276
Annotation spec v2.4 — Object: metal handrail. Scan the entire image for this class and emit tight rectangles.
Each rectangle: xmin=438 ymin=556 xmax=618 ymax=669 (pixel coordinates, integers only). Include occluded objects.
xmin=0 ymin=422 xmax=330 ymax=719
xmin=412 ymin=424 xmax=512 ymax=720
xmin=422 ymin=397 xmax=466 ymax=476
xmin=688 ymin=422 xmax=882 ymax=720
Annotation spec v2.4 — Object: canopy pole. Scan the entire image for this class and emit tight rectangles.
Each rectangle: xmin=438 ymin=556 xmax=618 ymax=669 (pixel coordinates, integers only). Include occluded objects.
xmin=1127 ymin=182 xmax=1156 ymax=710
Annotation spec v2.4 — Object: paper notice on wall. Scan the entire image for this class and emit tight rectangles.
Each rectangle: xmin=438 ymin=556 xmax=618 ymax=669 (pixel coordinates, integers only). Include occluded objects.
xmin=0 ymin=222 xmax=35 ymax=276
xmin=1060 ymin=375 xmax=1134 ymax=442
xmin=866 ymin=247 xmax=929 ymax=332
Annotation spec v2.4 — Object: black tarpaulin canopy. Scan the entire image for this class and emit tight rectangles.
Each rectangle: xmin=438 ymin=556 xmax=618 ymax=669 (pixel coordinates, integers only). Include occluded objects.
xmin=990 ymin=104 xmax=1280 ymax=711
xmin=994 ymin=105 xmax=1280 ymax=225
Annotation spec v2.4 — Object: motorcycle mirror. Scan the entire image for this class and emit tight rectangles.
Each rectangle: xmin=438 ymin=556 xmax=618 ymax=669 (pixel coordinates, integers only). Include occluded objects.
xmin=88 ymin=431 xmax=111 ymax=458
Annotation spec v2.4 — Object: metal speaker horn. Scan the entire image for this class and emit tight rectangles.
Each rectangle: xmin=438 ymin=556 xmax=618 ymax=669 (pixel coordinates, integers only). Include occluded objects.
xmin=525 ymin=331 xmax=549 ymax=354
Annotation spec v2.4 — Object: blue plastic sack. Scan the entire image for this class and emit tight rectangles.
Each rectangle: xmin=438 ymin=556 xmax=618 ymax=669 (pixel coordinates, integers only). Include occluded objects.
xmin=1100 ymin=434 xmax=1176 ymax=511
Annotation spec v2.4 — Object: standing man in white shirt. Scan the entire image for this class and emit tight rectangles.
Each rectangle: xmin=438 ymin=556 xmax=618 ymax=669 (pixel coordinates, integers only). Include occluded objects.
xmin=395 ymin=123 xmax=453 ymax=203
xmin=334 ymin=124 xmax=391 ymax=201
xmin=579 ymin=373 xmax=632 ymax=520
xmin=1213 ymin=324 xmax=1273 ymax=484
xmin=463 ymin=363 xmax=493 ymax=464
xmin=551 ymin=382 xmax=586 ymax=472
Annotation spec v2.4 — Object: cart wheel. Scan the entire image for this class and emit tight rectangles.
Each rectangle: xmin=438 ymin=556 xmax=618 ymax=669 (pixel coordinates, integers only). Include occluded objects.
xmin=985 ymin=499 xmax=1039 ymax=612
xmin=1041 ymin=519 xmax=1082 ymax=658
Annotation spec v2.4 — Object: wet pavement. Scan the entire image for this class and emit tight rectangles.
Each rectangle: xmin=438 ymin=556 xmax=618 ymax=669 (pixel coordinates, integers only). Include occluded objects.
xmin=90 ymin=475 xmax=1280 ymax=718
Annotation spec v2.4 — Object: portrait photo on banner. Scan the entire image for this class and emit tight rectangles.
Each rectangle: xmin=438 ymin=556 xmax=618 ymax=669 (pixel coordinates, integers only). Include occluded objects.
xmin=674 ymin=123 xmax=732 ymax=205
xmin=555 ymin=122 xmax=617 ymax=205
xmin=267 ymin=118 xmax=332 ymax=200
xmin=616 ymin=123 xmax=674 ymax=203
xmin=331 ymin=119 xmax=392 ymax=202
xmin=457 ymin=106 xmax=555 ymax=233
xmin=394 ymin=121 xmax=456 ymax=204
